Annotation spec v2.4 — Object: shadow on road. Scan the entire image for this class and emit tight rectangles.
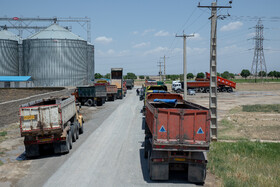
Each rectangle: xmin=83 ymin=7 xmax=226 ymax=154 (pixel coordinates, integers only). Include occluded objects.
xmin=17 ymin=144 xmax=69 ymax=161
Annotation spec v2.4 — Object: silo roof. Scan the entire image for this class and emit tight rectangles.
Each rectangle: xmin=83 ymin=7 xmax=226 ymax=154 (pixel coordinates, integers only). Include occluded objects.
xmin=28 ymin=23 xmax=85 ymax=41
xmin=0 ymin=30 xmax=20 ymax=41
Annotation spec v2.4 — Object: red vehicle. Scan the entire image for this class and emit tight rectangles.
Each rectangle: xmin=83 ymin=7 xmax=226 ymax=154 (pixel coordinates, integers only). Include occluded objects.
xmin=173 ymin=72 xmax=236 ymax=93
xmin=144 ymin=93 xmax=210 ymax=183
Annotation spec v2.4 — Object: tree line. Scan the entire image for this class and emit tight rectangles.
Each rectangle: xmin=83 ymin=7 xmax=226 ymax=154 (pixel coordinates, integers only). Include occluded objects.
xmin=95 ymin=69 xmax=280 ymax=81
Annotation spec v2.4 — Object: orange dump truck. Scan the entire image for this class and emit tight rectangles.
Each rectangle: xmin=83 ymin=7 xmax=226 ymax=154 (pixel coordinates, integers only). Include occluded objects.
xmin=144 ymin=93 xmax=210 ymax=183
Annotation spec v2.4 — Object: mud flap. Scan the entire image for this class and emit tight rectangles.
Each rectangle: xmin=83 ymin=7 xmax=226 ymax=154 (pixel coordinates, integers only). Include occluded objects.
xmin=149 ymin=162 xmax=169 ymax=180
xmin=149 ymin=151 xmax=169 ymax=180
xmin=188 ymin=163 xmax=206 ymax=184
xmin=25 ymin=144 xmax=39 ymax=157
xmin=187 ymin=152 xmax=207 ymax=183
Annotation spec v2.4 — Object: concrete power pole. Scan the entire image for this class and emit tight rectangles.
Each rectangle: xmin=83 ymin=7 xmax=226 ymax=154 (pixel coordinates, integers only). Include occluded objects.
xmin=160 ymin=55 xmax=169 ymax=82
xmin=157 ymin=61 xmax=163 ymax=81
xmin=198 ymin=1 xmax=232 ymax=141
xmin=176 ymin=33 xmax=194 ymax=100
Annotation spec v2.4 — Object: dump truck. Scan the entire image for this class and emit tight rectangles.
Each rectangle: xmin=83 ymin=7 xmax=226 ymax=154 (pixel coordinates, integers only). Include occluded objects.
xmin=19 ymin=96 xmax=84 ymax=157
xmin=73 ymin=84 xmax=107 ymax=106
xmin=111 ymin=68 xmax=124 ymax=99
xmin=144 ymin=93 xmax=210 ymax=183
xmin=125 ymin=79 xmax=134 ymax=89
xmin=173 ymin=72 xmax=236 ymax=93
xmin=96 ymin=79 xmax=118 ymax=101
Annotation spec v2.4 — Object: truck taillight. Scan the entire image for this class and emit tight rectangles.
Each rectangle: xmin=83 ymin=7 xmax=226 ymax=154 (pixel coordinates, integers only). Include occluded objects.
xmin=152 ymin=158 xmax=165 ymax=162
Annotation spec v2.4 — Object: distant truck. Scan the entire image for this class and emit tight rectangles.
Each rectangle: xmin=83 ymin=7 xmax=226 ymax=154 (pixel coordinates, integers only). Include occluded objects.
xmin=111 ymin=68 xmax=124 ymax=99
xmin=172 ymin=72 xmax=236 ymax=93
xmin=95 ymin=79 xmax=118 ymax=101
xmin=125 ymin=79 xmax=134 ymax=89
xmin=144 ymin=93 xmax=210 ymax=183
xmin=19 ymin=96 xmax=84 ymax=157
xmin=73 ymin=84 xmax=107 ymax=106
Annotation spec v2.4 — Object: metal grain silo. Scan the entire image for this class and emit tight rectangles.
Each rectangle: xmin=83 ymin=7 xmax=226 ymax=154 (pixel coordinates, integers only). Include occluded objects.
xmin=87 ymin=44 xmax=95 ymax=84
xmin=0 ymin=29 xmax=20 ymax=76
xmin=23 ymin=24 xmax=88 ymax=87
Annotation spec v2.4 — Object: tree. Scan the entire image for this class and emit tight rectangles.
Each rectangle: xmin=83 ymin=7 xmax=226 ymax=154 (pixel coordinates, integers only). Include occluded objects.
xmin=196 ymin=72 xmax=205 ymax=79
xmin=104 ymin=73 xmax=111 ymax=79
xmin=187 ymin=73 xmax=194 ymax=79
xmin=221 ymin=71 xmax=230 ymax=79
xmin=139 ymin=75 xmax=144 ymax=79
xmin=126 ymin=72 xmax=137 ymax=80
xmin=240 ymin=69 xmax=251 ymax=79
xmin=268 ymin=71 xmax=275 ymax=79
xmin=146 ymin=76 xmax=150 ymax=80
xmin=95 ymin=73 xmax=103 ymax=79
xmin=275 ymin=71 xmax=280 ymax=79
xmin=217 ymin=72 xmax=221 ymax=77
xmin=258 ymin=71 xmax=267 ymax=77
xmin=229 ymin=73 xmax=235 ymax=79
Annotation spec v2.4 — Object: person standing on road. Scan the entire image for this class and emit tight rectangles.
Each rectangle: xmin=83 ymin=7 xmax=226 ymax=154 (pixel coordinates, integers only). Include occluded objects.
xmin=136 ymin=88 xmax=139 ymax=96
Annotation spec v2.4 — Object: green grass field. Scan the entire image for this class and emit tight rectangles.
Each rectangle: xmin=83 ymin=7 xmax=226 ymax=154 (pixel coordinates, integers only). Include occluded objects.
xmin=208 ymin=141 xmax=280 ymax=187
xmin=230 ymin=78 xmax=280 ymax=83
xmin=242 ymin=104 xmax=280 ymax=113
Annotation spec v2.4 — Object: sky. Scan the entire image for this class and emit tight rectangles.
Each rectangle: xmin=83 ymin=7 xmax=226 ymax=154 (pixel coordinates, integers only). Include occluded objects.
xmin=1 ymin=0 xmax=280 ymax=75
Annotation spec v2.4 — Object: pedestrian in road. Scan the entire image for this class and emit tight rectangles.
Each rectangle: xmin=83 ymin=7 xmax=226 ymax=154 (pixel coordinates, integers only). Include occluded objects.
xmin=136 ymin=88 xmax=139 ymax=96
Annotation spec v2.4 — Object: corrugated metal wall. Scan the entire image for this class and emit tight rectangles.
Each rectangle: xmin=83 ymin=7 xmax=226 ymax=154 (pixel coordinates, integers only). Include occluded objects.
xmin=23 ymin=39 xmax=88 ymax=87
xmin=0 ymin=39 xmax=19 ymax=76
xmin=87 ymin=44 xmax=95 ymax=84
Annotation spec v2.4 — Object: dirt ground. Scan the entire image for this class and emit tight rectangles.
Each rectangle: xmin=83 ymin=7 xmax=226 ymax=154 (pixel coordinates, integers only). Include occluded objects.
xmin=0 ymin=83 xmax=280 ymax=186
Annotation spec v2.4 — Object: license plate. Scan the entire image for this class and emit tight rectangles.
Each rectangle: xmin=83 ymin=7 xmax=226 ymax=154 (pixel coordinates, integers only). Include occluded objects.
xmin=38 ymin=138 xmax=52 ymax=143
xmin=23 ymin=115 xmax=36 ymax=121
xmin=174 ymin=158 xmax=186 ymax=162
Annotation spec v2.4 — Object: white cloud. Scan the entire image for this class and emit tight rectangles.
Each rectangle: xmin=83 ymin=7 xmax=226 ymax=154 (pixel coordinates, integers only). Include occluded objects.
xmin=189 ymin=33 xmax=202 ymax=40
xmin=144 ymin=46 xmax=168 ymax=55
xmin=154 ymin=30 xmax=170 ymax=37
xmin=132 ymin=31 xmax=138 ymax=35
xmin=247 ymin=32 xmax=255 ymax=37
xmin=220 ymin=21 xmax=243 ymax=31
xmin=94 ymin=36 xmax=113 ymax=44
xmin=133 ymin=42 xmax=150 ymax=48
xmin=142 ymin=29 xmax=155 ymax=35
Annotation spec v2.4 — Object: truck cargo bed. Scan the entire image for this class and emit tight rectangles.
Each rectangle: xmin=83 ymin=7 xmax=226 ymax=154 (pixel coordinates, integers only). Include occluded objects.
xmin=145 ymin=93 xmax=210 ymax=151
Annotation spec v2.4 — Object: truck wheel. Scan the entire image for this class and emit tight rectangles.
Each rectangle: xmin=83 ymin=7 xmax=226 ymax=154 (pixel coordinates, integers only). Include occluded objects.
xmin=79 ymin=123 xmax=84 ymax=134
xmin=96 ymin=100 xmax=103 ymax=106
xmin=86 ymin=99 xmax=94 ymax=106
xmin=75 ymin=122 xmax=79 ymax=140
xmin=71 ymin=125 xmax=77 ymax=142
xmin=144 ymin=136 xmax=150 ymax=159
xmin=205 ymin=88 xmax=210 ymax=93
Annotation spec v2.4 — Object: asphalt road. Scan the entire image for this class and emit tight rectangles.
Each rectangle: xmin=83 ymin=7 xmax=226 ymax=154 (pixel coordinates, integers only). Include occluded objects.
xmin=17 ymin=89 xmax=197 ymax=187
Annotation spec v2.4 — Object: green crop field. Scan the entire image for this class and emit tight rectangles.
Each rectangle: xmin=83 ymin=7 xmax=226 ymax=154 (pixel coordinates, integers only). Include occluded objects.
xmin=208 ymin=141 xmax=280 ymax=187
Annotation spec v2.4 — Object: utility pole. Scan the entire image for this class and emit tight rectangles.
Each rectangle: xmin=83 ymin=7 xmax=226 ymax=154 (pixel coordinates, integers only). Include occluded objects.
xmin=198 ymin=1 xmax=232 ymax=141
xmin=176 ymin=32 xmax=194 ymax=100
xmin=157 ymin=61 xmax=163 ymax=81
xmin=160 ymin=55 xmax=169 ymax=82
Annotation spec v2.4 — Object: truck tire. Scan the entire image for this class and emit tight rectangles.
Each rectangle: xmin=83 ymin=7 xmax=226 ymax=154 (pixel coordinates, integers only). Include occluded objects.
xmin=75 ymin=122 xmax=79 ymax=140
xmin=68 ymin=130 xmax=72 ymax=150
xmin=144 ymin=136 xmax=150 ymax=159
xmin=71 ymin=124 xmax=77 ymax=142
xmin=96 ymin=100 xmax=103 ymax=106
xmin=205 ymin=88 xmax=210 ymax=93
xmin=79 ymin=122 xmax=84 ymax=134
xmin=86 ymin=99 xmax=94 ymax=106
